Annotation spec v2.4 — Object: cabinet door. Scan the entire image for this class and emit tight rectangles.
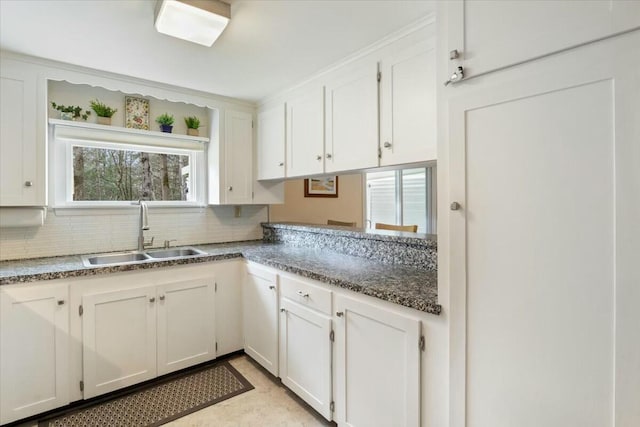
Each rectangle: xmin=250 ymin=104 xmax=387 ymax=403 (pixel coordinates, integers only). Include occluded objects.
xmin=0 ymin=60 xmax=42 ymax=206
xmin=334 ymin=294 xmax=420 ymax=427
xmin=82 ymin=286 xmax=157 ymax=399
xmin=279 ymin=299 xmax=332 ymax=420
xmin=213 ymin=260 xmax=244 ymax=356
xmin=447 ymin=0 xmax=640 ymax=79
xmin=224 ymin=110 xmax=253 ymax=204
xmin=157 ymin=278 xmax=215 ymax=376
xmin=325 ymin=61 xmax=379 ymax=173
xmin=286 ymin=85 xmax=325 ymax=177
xmin=0 ymin=283 xmax=69 ymax=425
xmin=243 ymin=264 xmax=279 ymax=376
xmin=379 ymin=38 xmax=436 ymax=166
xmin=449 ymin=34 xmax=639 ymax=427
xmin=257 ymin=103 xmax=286 ymax=180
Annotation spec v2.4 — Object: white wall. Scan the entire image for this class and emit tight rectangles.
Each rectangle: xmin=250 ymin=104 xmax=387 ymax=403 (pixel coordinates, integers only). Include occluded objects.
xmin=0 ymin=205 xmax=267 ymax=261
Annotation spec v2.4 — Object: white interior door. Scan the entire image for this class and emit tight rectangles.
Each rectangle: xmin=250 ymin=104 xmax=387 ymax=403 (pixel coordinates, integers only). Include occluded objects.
xmin=334 ymin=294 xmax=420 ymax=427
xmin=449 ymin=33 xmax=640 ymax=427
xmin=280 ymin=299 xmax=332 ymax=420
xmin=82 ymin=286 xmax=157 ymax=399
xmin=157 ymin=278 xmax=215 ymax=376
xmin=0 ymin=284 xmax=69 ymax=424
xmin=447 ymin=0 xmax=640 ymax=79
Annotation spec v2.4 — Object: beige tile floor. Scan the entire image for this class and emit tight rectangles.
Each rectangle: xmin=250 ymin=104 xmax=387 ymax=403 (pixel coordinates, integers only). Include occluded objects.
xmin=166 ymin=354 xmax=335 ymax=427
xmin=18 ymin=354 xmax=334 ymax=427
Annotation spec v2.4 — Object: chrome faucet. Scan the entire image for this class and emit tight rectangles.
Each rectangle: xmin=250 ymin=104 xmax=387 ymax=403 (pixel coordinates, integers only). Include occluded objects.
xmin=134 ymin=200 xmax=154 ymax=251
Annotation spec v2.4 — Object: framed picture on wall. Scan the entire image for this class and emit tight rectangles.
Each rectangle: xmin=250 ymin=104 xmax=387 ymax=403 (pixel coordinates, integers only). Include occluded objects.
xmin=125 ymin=96 xmax=150 ymax=130
xmin=304 ymin=176 xmax=339 ymax=198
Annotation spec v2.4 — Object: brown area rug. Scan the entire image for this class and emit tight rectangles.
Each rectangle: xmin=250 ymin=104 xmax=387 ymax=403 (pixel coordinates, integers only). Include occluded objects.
xmin=38 ymin=360 xmax=253 ymax=427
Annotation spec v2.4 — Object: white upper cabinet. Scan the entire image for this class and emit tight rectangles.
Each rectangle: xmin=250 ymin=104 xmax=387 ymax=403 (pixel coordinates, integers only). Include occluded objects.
xmin=224 ymin=110 xmax=254 ymax=204
xmin=0 ymin=58 xmax=45 ymax=206
xmin=286 ymin=84 xmax=325 ymax=178
xmin=324 ymin=60 xmax=379 ymax=173
xmin=257 ymin=103 xmax=286 ymax=180
xmin=379 ymin=36 xmax=436 ymax=166
xmin=447 ymin=0 xmax=640 ymax=79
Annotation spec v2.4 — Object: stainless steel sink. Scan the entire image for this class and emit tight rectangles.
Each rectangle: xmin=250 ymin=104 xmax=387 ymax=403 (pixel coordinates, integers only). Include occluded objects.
xmin=82 ymin=252 xmax=151 ymax=267
xmin=146 ymin=247 xmax=207 ymax=259
xmin=81 ymin=247 xmax=207 ymax=267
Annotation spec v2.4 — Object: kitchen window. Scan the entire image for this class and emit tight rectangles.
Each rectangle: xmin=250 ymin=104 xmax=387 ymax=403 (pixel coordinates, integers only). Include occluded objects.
xmin=365 ymin=165 xmax=436 ymax=234
xmin=50 ymin=122 xmax=206 ymax=207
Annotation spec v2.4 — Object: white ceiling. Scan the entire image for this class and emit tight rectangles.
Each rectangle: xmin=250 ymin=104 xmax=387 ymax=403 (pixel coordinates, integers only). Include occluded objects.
xmin=0 ymin=0 xmax=435 ymax=103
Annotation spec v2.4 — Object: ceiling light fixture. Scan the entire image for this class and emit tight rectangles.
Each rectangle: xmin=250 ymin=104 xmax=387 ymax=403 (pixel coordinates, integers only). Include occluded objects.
xmin=154 ymin=0 xmax=230 ymax=47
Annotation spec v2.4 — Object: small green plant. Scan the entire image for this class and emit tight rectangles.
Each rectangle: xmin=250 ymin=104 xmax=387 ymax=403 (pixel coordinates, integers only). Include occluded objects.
xmin=89 ymin=99 xmax=117 ymax=118
xmin=155 ymin=113 xmax=175 ymax=126
xmin=51 ymin=102 xmax=91 ymax=120
xmin=184 ymin=116 xmax=201 ymax=129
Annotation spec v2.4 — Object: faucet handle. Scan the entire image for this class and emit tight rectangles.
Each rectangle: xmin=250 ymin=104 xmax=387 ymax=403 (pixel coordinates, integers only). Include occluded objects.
xmin=143 ymin=236 xmax=155 ymax=248
xmin=163 ymin=239 xmax=177 ymax=249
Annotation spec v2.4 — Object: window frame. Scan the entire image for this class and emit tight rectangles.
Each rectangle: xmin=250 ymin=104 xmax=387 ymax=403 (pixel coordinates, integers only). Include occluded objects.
xmin=364 ymin=163 xmax=437 ymax=234
xmin=50 ymin=125 xmax=207 ymax=208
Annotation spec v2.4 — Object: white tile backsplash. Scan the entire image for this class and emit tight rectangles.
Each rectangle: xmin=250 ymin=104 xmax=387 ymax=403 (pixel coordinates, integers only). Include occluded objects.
xmin=0 ymin=206 xmax=267 ymax=261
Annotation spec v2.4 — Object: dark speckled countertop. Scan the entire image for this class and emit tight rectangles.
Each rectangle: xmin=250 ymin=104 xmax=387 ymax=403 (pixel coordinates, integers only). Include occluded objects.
xmin=0 ymin=241 xmax=440 ymax=315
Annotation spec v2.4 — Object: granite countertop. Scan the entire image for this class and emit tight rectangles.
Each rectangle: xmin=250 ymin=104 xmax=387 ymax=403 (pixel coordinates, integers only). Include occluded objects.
xmin=0 ymin=241 xmax=440 ymax=315
xmin=263 ymin=222 xmax=437 ymax=248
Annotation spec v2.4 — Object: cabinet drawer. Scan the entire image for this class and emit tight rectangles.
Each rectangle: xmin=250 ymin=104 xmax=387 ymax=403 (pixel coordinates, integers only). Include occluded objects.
xmin=280 ymin=275 xmax=331 ymax=315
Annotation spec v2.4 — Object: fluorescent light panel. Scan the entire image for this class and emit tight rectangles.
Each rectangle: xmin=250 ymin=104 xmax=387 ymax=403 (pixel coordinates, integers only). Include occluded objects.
xmin=155 ymin=0 xmax=230 ymax=47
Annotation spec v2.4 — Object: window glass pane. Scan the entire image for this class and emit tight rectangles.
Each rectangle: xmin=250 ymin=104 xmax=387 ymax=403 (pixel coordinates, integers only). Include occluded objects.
xmin=366 ymin=170 xmax=397 ymax=227
xmin=402 ymin=168 xmax=427 ymax=233
xmin=72 ymin=146 xmax=190 ymax=201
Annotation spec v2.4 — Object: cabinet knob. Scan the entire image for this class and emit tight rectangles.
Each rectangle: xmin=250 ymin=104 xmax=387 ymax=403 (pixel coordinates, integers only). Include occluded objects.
xmin=336 ymin=311 xmax=344 ymax=317
xmin=279 ymin=162 xmax=284 ymax=167
xmin=280 ymin=308 xmax=286 ymax=313
xmin=383 ymin=141 xmax=392 ymax=149
xmin=316 ymin=155 xmax=322 ymax=161
xmin=444 ymin=66 xmax=465 ymax=86
xmin=269 ymin=285 xmax=275 ymax=290
xmin=57 ymin=300 xmax=65 ymax=305
xmin=326 ymin=153 xmax=332 ymax=159
xmin=450 ymin=201 xmax=461 ymax=211
xmin=149 ymin=297 xmax=156 ymax=303
xmin=296 ymin=290 xmax=310 ymax=298
xmin=449 ymin=49 xmax=460 ymax=60
xmin=159 ymin=295 xmax=165 ymax=301
xmin=24 ymin=181 xmax=33 ymax=187
xmin=228 ymin=186 xmax=233 ymax=191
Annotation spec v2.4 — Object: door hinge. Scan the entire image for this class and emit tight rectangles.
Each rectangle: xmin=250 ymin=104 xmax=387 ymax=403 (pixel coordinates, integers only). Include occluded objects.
xmin=251 ymin=191 xmax=254 ymax=200
xmin=214 ymin=282 xmax=217 ymax=292
xmin=79 ymin=380 xmax=84 ymax=392
xmin=377 ymin=147 xmax=382 ymax=159
xmin=215 ymin=342 xmax=218 ymax=352
xmin=79 ymin=305 xmax=83 ymax=316
xmin=330 ymin=401 xmax=335 ymax=412
xmin=377 ymin=71 xmax=381 ymax=82
xmin=419 ymin=335 xmax=425 ymax=352
xmin=329 ymin=330 xmax=334 ymax=342
xmin=252 ymin=120 xmax=254 ymax=129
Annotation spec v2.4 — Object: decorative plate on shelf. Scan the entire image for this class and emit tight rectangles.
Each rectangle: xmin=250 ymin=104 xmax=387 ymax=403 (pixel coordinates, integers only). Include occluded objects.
xmin=125 ymin=96 xmax=149 ymax=130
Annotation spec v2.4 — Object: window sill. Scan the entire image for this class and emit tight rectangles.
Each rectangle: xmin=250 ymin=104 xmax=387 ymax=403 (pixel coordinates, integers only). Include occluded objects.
xmin=52 ymin=204 xmax=207 ymax=216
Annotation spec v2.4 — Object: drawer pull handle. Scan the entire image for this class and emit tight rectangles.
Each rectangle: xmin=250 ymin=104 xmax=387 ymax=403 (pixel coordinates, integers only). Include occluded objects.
xmin=336 ymin=311 xmax=344 ymax=317
xmin=296 ymin=290 xmax=309 ymax=298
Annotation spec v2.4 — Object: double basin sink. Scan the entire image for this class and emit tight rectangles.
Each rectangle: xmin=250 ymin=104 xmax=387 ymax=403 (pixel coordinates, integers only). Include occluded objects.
xmin=81 ymin=247 xmax=207 ymax=268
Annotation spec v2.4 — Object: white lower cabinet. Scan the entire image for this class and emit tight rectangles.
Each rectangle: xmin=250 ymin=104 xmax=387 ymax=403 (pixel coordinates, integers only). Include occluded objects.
xmin=334 ymin=294 xmax=421 ymax=427
xmin=78 ymin=267 xmax=216 ymax=399
xmin=243 ymin=262 xmax=279 ymax=376
xmin=279 ymin=274 xmax=333 ymax=421
xmin=213 ymin=260 xmax=244 ymax=357
xmin=82 ymin=286 xmax=157 ymax=399
xmin=0 ymin=282 xmax=69 ymax=425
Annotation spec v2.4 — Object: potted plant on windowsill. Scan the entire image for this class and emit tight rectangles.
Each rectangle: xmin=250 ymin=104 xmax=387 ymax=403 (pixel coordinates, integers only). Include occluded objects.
xmin=89 ymin=99 xmax=118 ymax=125
xmin=184 ymin=116 xmax=201 ymax=136
xmin=51 ymin=102 xmax=91 ymax=121
xmin=156 ymin=113 xmax=174 ymax=133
